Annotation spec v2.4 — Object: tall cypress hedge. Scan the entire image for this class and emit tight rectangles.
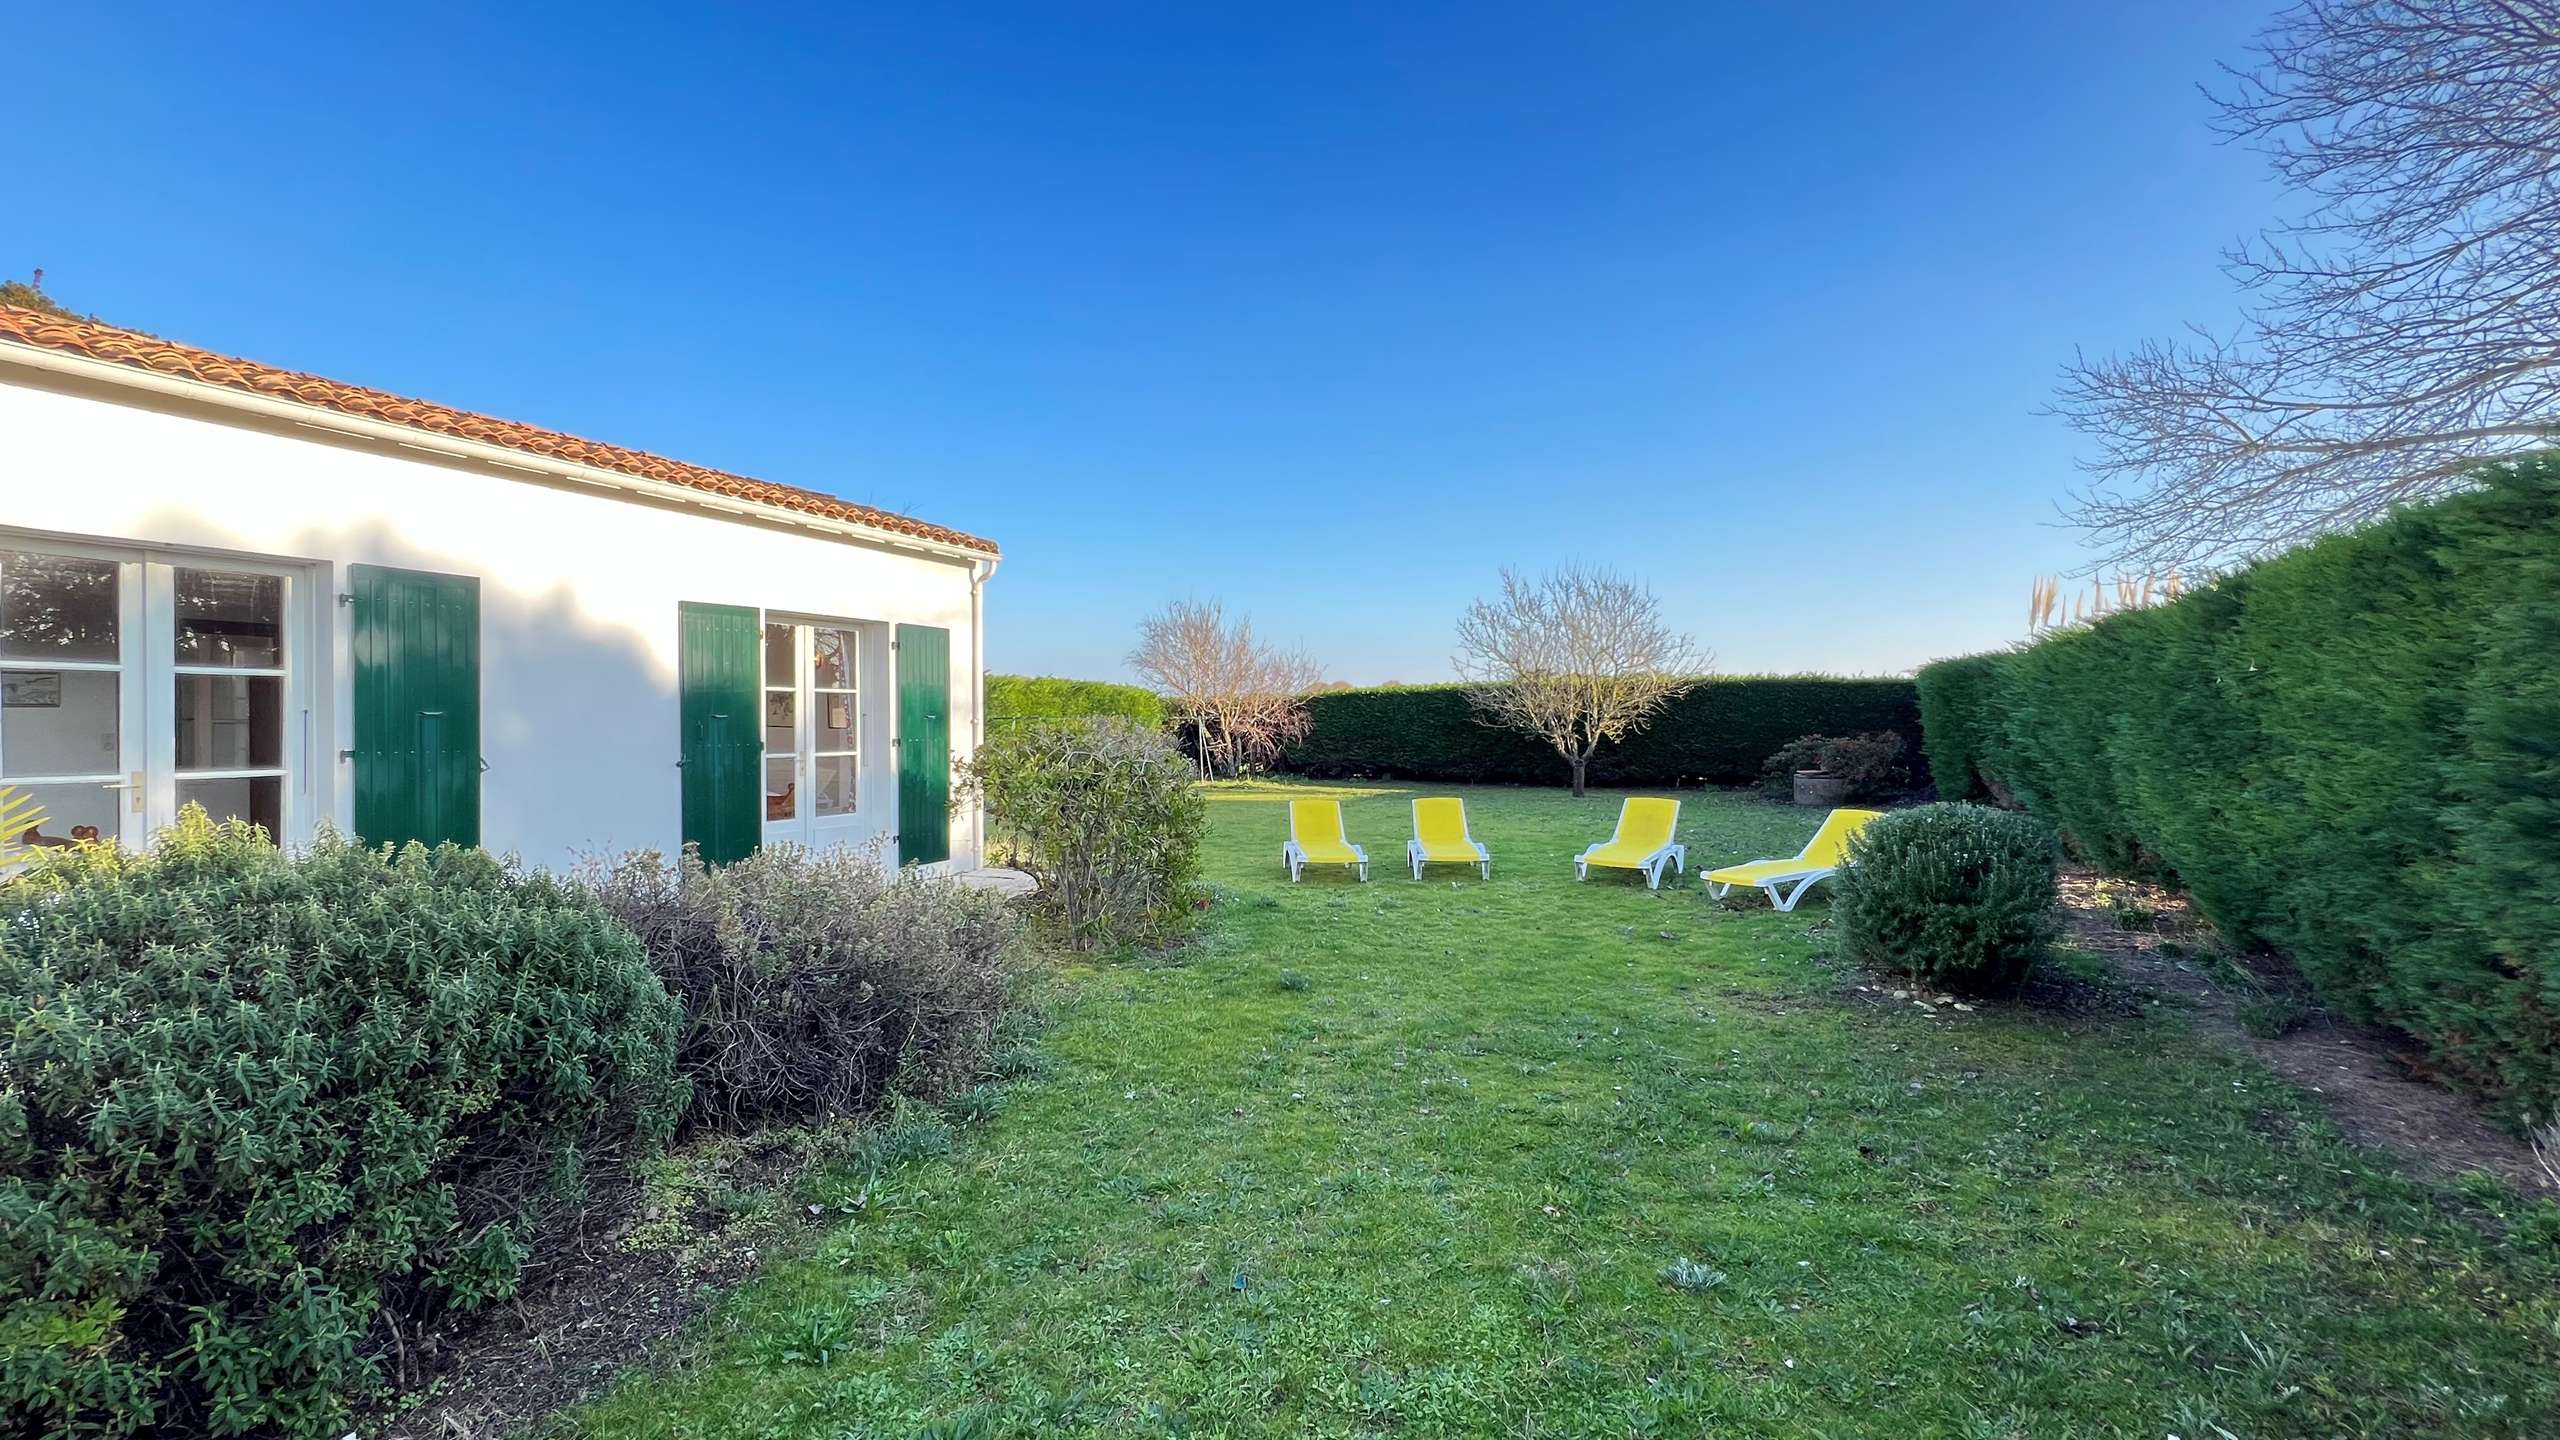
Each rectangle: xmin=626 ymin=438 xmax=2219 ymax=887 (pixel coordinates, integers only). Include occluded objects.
xmin=1914 ymin=455 xmax=2560 ymax=1119
xmin=1278 ymin=677 xmax=1924 ymax=788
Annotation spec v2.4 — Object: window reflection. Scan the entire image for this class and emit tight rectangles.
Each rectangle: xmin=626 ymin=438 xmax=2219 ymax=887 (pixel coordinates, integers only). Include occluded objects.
xmin=764 ymin=623 xmax=795 ymax=684
xmin=813 ymin=628 xmax=852 ymax=689
xmin=173 ymin=570 xmax=283 ymax=668
xmin=1 ymin=552 xmax=118 ymax=662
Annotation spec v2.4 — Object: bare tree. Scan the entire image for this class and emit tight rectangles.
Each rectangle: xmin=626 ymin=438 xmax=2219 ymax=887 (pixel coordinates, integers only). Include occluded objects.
xmin=1128 ymin=600 xmax=1323 ymax=779
xmin=2058 ymin=0 xmax=2560 ymax=570
xmin=1453 ymin=565 xmax=1705 ymax=797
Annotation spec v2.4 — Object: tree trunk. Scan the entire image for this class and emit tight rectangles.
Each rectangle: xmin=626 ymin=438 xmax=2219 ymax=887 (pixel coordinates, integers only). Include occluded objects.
xmin=1569 ymin=755 xmax=1587 ymax=797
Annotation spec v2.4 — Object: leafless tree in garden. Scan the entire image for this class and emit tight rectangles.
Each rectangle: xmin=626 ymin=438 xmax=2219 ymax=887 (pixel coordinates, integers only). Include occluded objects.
xmin=1453 ymin=565 xmax=1705 ymax=797
xmin=2057 ymin=0 xmax=2560 ymax=570
xmin=1128 ymin=600 xmax=1323 ymax=778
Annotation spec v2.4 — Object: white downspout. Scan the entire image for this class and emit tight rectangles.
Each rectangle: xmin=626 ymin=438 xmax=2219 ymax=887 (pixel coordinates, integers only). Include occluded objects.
xmin=970 ymin=554 xmax=998 ymax=867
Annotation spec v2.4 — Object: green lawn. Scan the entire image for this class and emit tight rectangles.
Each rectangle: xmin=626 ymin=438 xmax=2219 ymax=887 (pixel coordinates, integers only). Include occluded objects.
xmin=565 ymin=783 xmax=2560 ymax=1439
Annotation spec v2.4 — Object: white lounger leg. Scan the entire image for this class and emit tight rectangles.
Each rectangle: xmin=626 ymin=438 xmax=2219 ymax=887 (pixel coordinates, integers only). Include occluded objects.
xmin=1769 ymin=869 xmax=1835 ymax=912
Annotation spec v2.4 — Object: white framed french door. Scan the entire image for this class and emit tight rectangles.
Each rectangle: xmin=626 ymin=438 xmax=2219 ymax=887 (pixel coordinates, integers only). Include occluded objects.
xmin=761 ymin=616 xmax=865 ymax=849
xmin=1 ymin=539 xmax=313 ymax=850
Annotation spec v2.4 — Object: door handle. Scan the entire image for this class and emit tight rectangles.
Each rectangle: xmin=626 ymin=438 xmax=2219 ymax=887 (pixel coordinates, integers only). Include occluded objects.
xmin=100 ymin=771 xmax=143 ymax=812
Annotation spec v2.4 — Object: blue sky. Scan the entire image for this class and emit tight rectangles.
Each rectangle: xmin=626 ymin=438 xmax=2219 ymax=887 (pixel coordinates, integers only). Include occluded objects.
xmin=4 ymin=2 xmax=2278 ymax=683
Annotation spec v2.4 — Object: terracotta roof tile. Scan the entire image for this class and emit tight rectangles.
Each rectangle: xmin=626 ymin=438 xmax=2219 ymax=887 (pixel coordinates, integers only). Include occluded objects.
xmin=0 ymin=305 xmax=998 ymax=556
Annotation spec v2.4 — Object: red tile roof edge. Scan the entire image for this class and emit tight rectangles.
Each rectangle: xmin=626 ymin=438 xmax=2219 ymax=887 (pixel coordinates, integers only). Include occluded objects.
xmin=0 ymin=305 xmax=998 ymax=557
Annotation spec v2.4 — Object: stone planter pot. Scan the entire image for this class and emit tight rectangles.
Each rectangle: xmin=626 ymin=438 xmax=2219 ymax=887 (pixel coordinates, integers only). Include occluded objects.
xmin=1792 ymin=770 xmax=1849 ymax=807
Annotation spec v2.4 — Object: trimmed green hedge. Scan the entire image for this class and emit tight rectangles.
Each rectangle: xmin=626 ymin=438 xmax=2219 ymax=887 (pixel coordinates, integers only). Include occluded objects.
xmin=1915 ymin=454 xmax=2560 ymax=1118
xmin=1912 ymin=651 xmax=2005 ymax=810
xmin=987 ymin=674 xmax=1167 ymax=731
xmin=1278 ymin=677 xmax=1924 ymax=788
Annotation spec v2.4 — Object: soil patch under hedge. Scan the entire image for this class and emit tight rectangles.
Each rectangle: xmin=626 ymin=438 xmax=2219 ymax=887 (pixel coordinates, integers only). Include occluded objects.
xmin=2052 ymin=868 xmax=2545 ymax=1193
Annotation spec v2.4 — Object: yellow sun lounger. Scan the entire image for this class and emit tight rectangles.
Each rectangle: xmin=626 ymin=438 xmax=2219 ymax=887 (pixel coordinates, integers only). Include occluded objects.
xmin=1283 ymin=798 xmax=1368 ymax=882
xmin=1406 ymin=797 xmax=1490 ymax=879
xmin=1574 ymin=797 xmax=1685 ymax=889
xmin=1705 ymin=807 xmax=1884 ymax=912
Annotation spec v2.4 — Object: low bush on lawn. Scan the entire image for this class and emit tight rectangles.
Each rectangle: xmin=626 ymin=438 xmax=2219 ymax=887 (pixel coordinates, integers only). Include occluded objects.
xmin=961 ymin=717 xmax=1206 ymax=951
xmin=1757 ymin=731 xmax=1910 ymax=801
xmin=585 ymin=844 xmax=1022 ymax=1131
xmin=0 ymin=810 xmax=684 ymax=1440
xmin=1836 ymin=803 xmax=2060 ymax=992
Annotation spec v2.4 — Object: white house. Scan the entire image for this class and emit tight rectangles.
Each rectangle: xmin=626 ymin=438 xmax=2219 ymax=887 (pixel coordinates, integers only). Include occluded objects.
xmin=0 ymin=305 xmax=996 ymax=872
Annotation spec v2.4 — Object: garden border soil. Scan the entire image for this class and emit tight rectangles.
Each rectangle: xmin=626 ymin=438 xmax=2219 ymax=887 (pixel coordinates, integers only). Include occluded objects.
xmin=2050 ymin=868 xmax=2545 ymax=1193
xmin=372 ymin=1154 xmax=832 ymax=1440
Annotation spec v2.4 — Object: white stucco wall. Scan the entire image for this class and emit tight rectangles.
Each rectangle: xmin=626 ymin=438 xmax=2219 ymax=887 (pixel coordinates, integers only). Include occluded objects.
xmin=0 ymin=368 xmax=986 ymax=870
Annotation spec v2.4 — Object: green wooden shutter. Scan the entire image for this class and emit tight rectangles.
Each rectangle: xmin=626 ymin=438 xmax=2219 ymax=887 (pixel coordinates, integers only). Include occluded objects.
xmin=679 ymin=602 xmax=762 ymax=864
xmin=895 ymin=623 xmax=951 ymax=866
xmin=350 ymin=565 xmax=481 ymax=849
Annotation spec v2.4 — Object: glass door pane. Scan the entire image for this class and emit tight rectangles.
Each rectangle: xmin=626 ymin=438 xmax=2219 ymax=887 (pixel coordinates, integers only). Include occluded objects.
xmin=2 ymin=668 xmax=120 ymax=776
xmin=2 ymin=550 xmax=120 ymax=661
xmin=175 ymin=674 xmax=284 ymax=769
xmin=4 ymin=781 xmax=119 ymax=848
xmin=763 ymin=622 xmax=801 ymax=829
xmin=810 ymin=627 xmax=857 ymax=818
xmin=1 ymin=550 xmax=134 ymax=849
xmin=176 ymin=777 xmax=283 ymax=835
xmin=173 ymin=568 xmax=284 ymax=667
xmin=167 ymin=566 xmax=291 ymax=839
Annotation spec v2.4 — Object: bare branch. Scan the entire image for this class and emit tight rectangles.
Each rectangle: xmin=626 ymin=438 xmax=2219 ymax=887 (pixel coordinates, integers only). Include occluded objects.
xmin=2059 ymin=0 xmax=2560 ymax=569
xmin=1128 ymin=600 xmax=1322 ymax=778
xmin=1451 ymin=565 xmax=1706 ymax=796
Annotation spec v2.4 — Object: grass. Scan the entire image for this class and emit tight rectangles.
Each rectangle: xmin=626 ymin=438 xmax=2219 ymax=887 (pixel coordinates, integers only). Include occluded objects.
xmin=562 ymin=783 xmax=2560 ymax=1439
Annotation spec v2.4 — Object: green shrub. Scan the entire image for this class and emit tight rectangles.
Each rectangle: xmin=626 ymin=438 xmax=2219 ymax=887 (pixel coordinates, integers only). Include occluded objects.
xmin=1913 ymin=454 xmax=2560 ymax=1119
xmin=1835 ymin=803 xmax=2060 ymax=992
xmin=583 ymin=844 xmax=1022 ymax=1131
xmin=0 ymin=811 xmax=684 ymax=1439
xmin=960 ymin=717 xmax=1206 ymax=951
xmin=1279 ymin=677 xmax=1923 ymax=788
xmin=987 ymin=674 xmax=1167 ymax=731
xmin=1757 ymin=731 xmax=1910 ymax=801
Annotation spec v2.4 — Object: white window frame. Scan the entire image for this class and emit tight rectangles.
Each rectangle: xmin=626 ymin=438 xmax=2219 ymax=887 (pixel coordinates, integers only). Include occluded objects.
xmin=1 ymin=533 xmax=318 ymax=848
xmin=761 ymin=614 xmax=863 ymax=847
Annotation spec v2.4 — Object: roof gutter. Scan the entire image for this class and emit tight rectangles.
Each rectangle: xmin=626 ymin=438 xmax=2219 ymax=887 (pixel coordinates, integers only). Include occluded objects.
xmin=0 ymin=340 xmax=997 ymax=568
